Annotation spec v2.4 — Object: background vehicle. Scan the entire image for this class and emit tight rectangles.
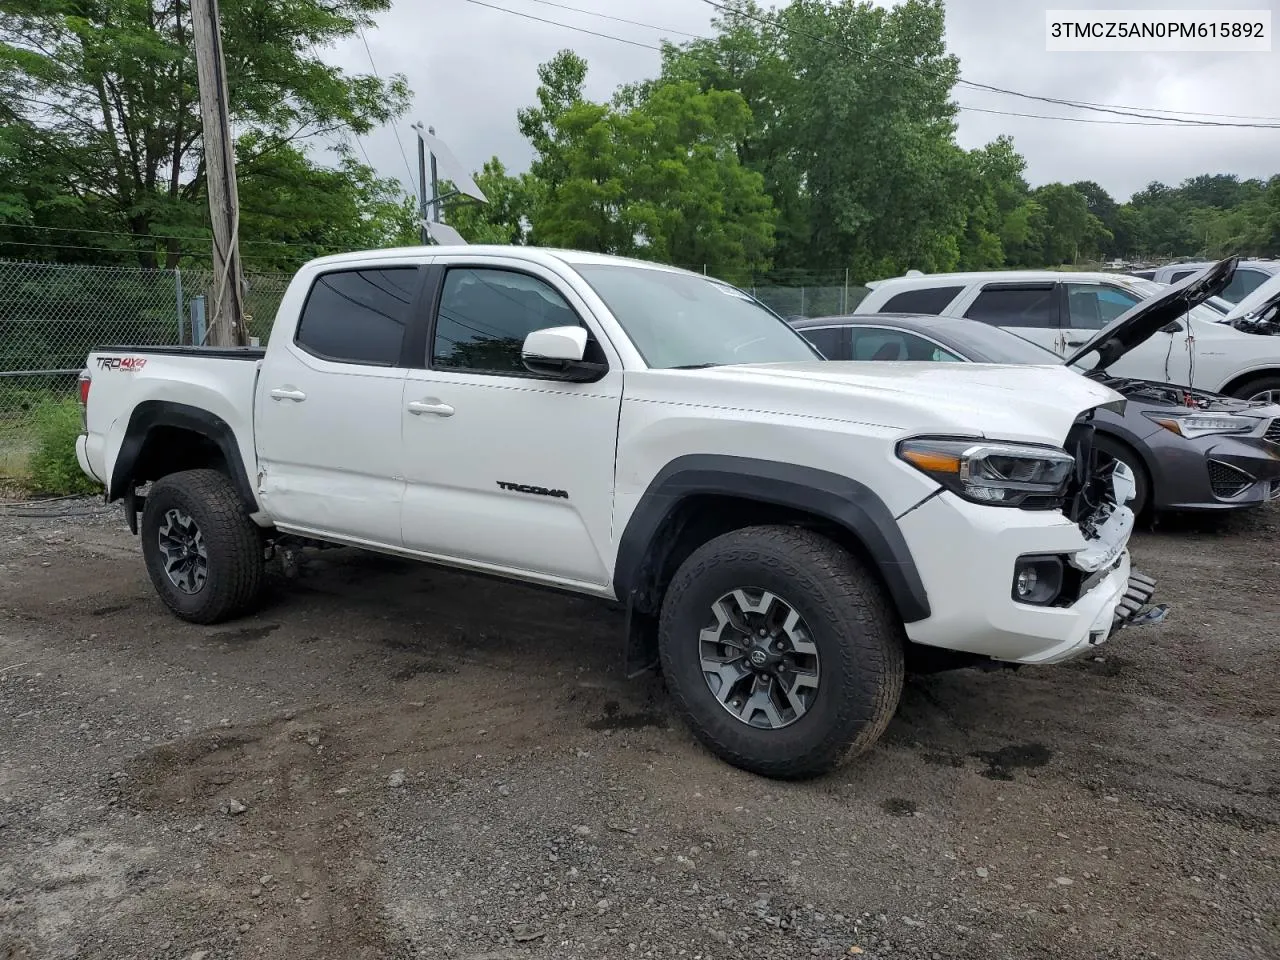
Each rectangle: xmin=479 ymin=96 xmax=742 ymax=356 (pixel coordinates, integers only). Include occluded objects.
xmin=857 ymin=263 xmax=1280 ymax=401
xmin=75 ymin=246 xmax=1157 ymax=780
xmin=1138 ymin=260 xmax=1279 ymax=302
xmin=792 ymin=312 xmax=1280 ymax=516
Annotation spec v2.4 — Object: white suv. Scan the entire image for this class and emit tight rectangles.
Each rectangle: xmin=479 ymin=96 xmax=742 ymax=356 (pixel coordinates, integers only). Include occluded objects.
xmin=858 ymin=265 xmax=1280 ymax=402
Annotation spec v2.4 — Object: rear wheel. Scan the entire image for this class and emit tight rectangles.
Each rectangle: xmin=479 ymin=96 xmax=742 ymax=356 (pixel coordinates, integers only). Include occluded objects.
xmin=658 ymin=525 xmax=905 ymax=780
xmin=1095 ymin=435 xmax=1150 ymax=518
xmin=140 ymin=469 xmax=265 ymax=624
xmin=1229 ymin=374 xmax=1280 ymax=405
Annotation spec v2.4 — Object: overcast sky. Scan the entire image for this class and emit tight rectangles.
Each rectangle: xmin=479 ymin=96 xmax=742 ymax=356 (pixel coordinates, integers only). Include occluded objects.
xmin=324 ymin=0 xmax=1280 ymax=203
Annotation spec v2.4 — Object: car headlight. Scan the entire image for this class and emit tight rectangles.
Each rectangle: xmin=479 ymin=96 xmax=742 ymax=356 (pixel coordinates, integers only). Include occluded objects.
xmin=897 ymin=437 xmax=1076 ymax=507
xmin=1144 ymin=413 xmax=1255 ymax=439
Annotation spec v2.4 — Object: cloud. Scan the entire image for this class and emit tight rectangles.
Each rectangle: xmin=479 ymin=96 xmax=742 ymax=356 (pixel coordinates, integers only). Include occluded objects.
xmin=323 ymin=0 xmax=1280 ymax=203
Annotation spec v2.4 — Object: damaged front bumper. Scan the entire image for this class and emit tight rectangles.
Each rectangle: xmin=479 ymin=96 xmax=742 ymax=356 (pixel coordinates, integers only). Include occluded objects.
xmin=898 ymin=460 xmax=1169 ymax=666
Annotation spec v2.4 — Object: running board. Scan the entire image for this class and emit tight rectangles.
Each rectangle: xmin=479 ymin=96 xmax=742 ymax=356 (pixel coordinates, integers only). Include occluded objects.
xmin=1110 ymin=570 xmax=1169 ymax=634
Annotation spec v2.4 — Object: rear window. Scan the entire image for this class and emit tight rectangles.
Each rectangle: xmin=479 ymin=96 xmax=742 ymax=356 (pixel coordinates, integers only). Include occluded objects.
xmin=1223 ymin=268 xmax=1270 ymax=303
xmin=800 ymin=326 xmax=846 ymax=359
xmin=880 ymin=285 xmax=964 ymax=315
xmin=964 ymin=286 xmax=1058 ymax=329
xmin=295 ymin=267 xmax=419 ymax=365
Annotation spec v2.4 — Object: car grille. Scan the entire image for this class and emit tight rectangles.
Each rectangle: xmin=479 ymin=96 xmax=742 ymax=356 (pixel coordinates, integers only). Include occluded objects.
xmin=1266 ymin=418 xmax=1280 ymax=445
xmin=1207 ymin=459 xmax=1255 ymax=499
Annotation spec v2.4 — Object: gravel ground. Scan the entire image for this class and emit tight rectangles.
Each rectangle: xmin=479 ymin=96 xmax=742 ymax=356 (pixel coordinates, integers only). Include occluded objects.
xmin=0 ymin=499 xmax=1276 ymax=960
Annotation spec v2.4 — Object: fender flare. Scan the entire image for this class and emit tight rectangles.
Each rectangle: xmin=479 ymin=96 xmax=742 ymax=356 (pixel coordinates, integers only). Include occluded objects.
xmin=613 ymin=454 xmax=931 ymax=623
xmin=109 ymin=400 xmax=257 ymax=508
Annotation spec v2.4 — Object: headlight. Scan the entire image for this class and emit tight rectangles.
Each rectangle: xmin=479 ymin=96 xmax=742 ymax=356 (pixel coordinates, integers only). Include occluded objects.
xmin=897 ymin=437 xmax=1076 ymax=507
xmin=1144 ymin=413 xmax=1255 ymax=439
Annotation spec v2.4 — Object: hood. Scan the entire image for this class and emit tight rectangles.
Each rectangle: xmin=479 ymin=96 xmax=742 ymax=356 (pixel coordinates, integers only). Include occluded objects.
xmin=631 ymin=361 xmax=1126 ymax=446
xmin=1064 ymin=256 xmax=1238 ymax=370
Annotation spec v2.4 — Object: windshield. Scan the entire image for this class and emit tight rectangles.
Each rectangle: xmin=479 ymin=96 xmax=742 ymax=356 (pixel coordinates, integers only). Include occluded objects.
xmin=574 ymin=264 xmax=820 ymax=369
xmin=932 ymin=320 xmax=1062 ymax=364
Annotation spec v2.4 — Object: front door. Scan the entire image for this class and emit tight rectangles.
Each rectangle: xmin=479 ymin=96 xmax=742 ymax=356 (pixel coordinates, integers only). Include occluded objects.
xmin=255 ymin=264 xmax=424 ymax=545
xmin=400 ymin=259 xmax=624 ymax=590
xmin=1063 ymin=281 xmax=1188 ymax=383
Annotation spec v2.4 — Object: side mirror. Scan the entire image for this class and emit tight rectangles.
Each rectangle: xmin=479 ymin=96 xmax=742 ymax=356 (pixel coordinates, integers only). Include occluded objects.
xmin=521 ymin=326 xmax=607 ymax=382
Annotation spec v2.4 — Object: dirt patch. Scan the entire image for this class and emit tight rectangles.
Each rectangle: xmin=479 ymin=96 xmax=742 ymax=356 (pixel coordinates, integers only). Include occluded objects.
xmin=0 ymin=500 xmax=1276 ymax=959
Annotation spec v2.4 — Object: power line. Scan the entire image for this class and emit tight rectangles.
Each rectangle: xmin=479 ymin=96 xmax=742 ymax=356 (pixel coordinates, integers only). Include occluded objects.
xmin=513 ymin=0 xmax=704 ymax=40
xmin=356 ymin=24 xmax=421 ymax=198
xmin=956 ymin=104 xmax=1261 ymax=128
xmin=697 ymin=0 xmax=1280 ymax=129
xmin=461 ymin=0 xmax=662 ymax=50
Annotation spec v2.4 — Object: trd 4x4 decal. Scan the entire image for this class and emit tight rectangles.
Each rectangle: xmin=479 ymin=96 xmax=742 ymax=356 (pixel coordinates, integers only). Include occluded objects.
xmin=96 ymin=356 xmax=148 ymax=371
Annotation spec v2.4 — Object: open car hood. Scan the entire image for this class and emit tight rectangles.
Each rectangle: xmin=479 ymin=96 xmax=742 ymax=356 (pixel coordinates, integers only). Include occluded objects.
xmin=1064 ymin=256 xmax=1238 ymax=371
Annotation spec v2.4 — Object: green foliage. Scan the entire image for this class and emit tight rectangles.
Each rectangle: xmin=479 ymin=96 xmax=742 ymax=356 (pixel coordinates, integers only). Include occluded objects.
xmin=0 ymin=0 xmax=415 ymax=269
xmin=27 ymin=399 xmax=99 ymax=495
xmin=507 ymin=49 xmax=777 ymax=281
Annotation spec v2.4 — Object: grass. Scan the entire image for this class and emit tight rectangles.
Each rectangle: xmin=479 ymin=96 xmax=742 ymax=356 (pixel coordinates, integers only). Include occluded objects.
xmin=20 ymin=399 xmax=101 ymax=496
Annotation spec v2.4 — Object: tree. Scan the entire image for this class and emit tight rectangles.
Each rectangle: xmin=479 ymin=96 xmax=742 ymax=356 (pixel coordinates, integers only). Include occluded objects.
xmin=0 ymin=0 xmax=412 ymax=268
xmin=1033 ymin=183 xmax=1110 ymax=264
xmin=443 ymin=157 xmax=541 ymax=245
xmin=516 ymin=53 xmax=777 ymax=280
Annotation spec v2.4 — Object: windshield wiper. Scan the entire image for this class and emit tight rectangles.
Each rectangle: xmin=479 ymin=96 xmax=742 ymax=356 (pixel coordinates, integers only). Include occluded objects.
xmin=670 ymin=362 xmax=723 ymax=370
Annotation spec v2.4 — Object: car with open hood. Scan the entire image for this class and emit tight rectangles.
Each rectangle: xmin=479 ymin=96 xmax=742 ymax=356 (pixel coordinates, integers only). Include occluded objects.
xmin=793 ymin=258 xmax=1280 ymax=516
xmin=856 ymin=261 xmax=1280 ymax=403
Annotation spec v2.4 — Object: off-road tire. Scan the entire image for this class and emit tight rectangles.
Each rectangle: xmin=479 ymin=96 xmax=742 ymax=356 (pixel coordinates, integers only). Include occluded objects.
xmin=1095 ymin=434 xmax=1150 ymax=518
xmin=140 ymin=469 xmax=265 ymax=624
xmin=658 ymin=525 xmax=905 ymax=780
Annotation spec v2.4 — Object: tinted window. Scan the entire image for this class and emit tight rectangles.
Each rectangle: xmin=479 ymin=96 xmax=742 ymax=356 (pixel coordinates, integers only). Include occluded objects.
xmin=1168 ymin=269 xmax=1197 ymax=283
xmin=964 ymin=286 xmax=1058 ymax=329
xmin=433 ymin=268 xmax=581 ymax=375
xmin=1223 ymin=268 xmax=1269 ymax=303
xmin=1065 ymin=283 xmax=1141 ymax=330
xmin=881 ymin=285 xmax=964 ymax=315
xmin=800 ymin=326 xmax=846 ymax=359
xmin=850 ymin=328 xmax=963 ymax=362
xmin=574 ymin=264 xmax=818 ymax=369
xmin=296 ymin=268 xmax=418 ymax=365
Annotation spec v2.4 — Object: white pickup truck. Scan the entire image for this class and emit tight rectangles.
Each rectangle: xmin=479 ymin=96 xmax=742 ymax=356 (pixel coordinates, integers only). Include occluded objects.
xmin=76 ymin=245 xmax=1163 ymax=779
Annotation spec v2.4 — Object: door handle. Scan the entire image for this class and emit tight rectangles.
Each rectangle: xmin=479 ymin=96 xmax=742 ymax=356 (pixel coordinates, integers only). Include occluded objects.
xmin=407 ymin=398 xmax=455 ymax=417
xmin=1064 ymin=338 xmax=1086 ymax=347
xmin=269 ymin=386 xmax=307 ymax=402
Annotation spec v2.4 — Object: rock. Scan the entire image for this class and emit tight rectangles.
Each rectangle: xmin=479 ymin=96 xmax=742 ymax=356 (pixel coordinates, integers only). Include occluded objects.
xmin=224 ymin=799 xmax=247 ymax=816
xmin=386 ymin=769 xmax=406 ymax=788
xmin=1055 ymin=876 xmax=1075 ymax=886
xmin=189 ymin=952 xmax=208 ymax=960
xmin=575 ymin=825 xmax=591 ymax=836
xmin=975 ymin=867 xmax=989 ymax=879
xmin=709 ymin=930 xmax=729 ymax=944
xmin=497 ymin=784 xmax=511 ymax=797
xmin=597 ymin=898 xmax=611 ymax=912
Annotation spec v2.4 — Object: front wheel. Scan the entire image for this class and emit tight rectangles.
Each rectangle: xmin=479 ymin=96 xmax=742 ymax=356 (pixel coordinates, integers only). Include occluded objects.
xmin=140 ymin=469 xmax=265 ymax=624
xmin=658 ymin=525 xmax=905 ymax=780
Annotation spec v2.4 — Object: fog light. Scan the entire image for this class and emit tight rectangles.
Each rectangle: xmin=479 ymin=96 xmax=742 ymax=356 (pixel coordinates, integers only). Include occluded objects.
xmin=1012 ymin=556 xmax=1064 ymax=605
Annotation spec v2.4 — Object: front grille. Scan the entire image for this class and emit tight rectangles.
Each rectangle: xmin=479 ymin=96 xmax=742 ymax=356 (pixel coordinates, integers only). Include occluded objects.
xmin=1207 ymin=459 xmax=1255 ymax=499
xmin=1265 ymin=418 xmax=1280 ymax=445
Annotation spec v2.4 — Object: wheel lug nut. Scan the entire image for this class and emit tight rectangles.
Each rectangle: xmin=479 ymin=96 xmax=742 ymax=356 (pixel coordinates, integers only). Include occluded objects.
xmin=758 ymin=629 xmax=766 ymax=636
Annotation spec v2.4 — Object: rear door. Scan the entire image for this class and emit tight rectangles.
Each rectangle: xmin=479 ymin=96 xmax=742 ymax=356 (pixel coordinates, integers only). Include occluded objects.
xmin=1063 ymin=280 xmax=1189 ymax=383
xmin=958 ymin=282 xmax=1063 ymax=353
xmin=255 ymin=261 xmax=428 ymax=545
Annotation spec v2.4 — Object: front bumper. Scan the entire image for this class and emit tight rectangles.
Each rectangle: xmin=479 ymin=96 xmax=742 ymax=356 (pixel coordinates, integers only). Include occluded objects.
xmin=1152 ymin=433 xmax=1280 ymax=510
xmin=898 ymin=488 xmax=1162 ymax=665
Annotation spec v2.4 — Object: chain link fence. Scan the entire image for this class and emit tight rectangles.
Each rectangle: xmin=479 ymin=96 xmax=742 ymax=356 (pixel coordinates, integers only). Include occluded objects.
xmin=0 ymin=260 xmax=290 ymax=476
xmin=750 ymin=284 xmax=869 ymax=319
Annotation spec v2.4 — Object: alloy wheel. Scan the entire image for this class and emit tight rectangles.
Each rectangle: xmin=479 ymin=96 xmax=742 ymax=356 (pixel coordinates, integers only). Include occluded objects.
xmin=157 ymin=508 xmax=208 ymax=594
xmin=699 ymin=588 xmax=821 ymax=729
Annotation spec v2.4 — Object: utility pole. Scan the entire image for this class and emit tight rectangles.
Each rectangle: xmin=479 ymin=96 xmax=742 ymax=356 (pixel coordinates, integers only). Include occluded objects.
xmin=416 ymin=127 xmax=429 ymax=244
xmin=191 ymin=0 xmax=247 ymax=346
xmin=428 ymin=125 xmax=441 ymax=224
